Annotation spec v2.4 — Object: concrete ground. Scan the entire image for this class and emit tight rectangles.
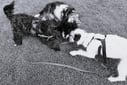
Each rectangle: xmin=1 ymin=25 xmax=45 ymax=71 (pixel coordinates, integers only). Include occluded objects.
xmin=0 ymin=0 xmax=127 ymax=85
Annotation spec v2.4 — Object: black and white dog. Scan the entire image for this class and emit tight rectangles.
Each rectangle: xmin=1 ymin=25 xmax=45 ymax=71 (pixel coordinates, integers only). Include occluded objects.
xmin=34 ymin=1 xmax=81 ymax=38
xmin=69 ymin=28 xmax=127 ymax=82
xmin=3 ymin=1 xmax=62 ymax=51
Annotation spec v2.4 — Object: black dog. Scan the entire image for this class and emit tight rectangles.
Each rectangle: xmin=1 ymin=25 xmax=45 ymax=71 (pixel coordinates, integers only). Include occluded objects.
xmin=3 ymin=1 xmax=41 ymax=45
xmin=3 ymin=1 xmax=62 ymax=51
xmin=35 ymin=1 xmax=81 ymax=38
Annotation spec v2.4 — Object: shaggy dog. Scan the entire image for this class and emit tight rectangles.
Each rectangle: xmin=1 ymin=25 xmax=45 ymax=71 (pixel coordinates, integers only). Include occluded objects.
xmin=3 ymin=1 xmax=62 ymax=51
xmin=69 ymin=28 xmax=127 ymax=82
xmin=34 ymin=1 xmax=81 ymax=38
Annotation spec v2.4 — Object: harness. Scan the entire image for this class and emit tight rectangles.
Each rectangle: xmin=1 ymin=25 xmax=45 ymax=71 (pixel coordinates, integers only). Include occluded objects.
xmin=86 ymin=35 xmax=107 ymax=64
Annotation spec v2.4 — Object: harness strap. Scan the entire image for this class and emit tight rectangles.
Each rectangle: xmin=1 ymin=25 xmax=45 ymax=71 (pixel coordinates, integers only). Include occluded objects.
xmin=96 ymin=35 xmax=107 ymax=64
xmin=86 ymin=36 xmax=95 ymax=48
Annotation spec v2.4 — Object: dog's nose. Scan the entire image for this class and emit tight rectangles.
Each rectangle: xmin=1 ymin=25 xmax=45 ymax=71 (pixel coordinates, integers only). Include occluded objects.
xmin=74 ymin=34 xmax=81 ymax=41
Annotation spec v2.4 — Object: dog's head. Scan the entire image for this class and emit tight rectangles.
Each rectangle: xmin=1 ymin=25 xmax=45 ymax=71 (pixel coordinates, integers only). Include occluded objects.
xmin=59 ymin=6 xmax=81 ymax=38
xmin=69 ymin=28 xmax=87 ymax=45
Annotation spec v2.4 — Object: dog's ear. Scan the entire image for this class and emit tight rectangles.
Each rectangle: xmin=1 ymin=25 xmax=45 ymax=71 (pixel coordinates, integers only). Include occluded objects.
xmin=74 ymin=34 xmax=81 ymax=41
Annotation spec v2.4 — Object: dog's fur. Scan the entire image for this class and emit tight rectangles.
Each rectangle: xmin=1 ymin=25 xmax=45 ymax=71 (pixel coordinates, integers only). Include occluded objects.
xmin=3 ymin=1 xmax=63 ymax=51
xmin=69 ymin=28 xmax=127 ymax=82
xmin=34 ymin=1 xmax=81 ymax=38
xmin=36 ymin=20 xmax=64 ymax=51
xmin=3 ymin=1 xmax=42 ymax=45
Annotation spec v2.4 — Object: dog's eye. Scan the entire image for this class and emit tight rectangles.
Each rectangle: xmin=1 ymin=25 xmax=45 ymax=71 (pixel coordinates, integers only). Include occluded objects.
xmin=74 ymin=34 xmax=81 ymax=41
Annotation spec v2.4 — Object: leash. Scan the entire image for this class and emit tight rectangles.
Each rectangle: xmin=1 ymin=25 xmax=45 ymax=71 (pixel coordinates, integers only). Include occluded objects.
xmin=38 ymin=34 xmax=54 ymax=41
xmin=31 ymin=61 xmax=106 ymax=78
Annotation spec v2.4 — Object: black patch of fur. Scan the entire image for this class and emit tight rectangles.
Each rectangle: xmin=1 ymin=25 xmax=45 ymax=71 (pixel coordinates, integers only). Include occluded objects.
xmin=74 ymin=34 xmax=81 ymax=41
xmin=57 ymin=21 xmax=78 ymax=37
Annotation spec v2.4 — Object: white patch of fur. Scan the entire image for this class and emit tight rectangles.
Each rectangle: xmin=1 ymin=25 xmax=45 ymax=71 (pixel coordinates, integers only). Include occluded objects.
xmin=42 ymin=13 xmax=55 ymax=21
xmin=68 ymin=13 xmax=81 ymax=25
xmin=62 ymin=32 xmax=69 ymax=39
xmin=69 ymin=28 xmax=127 ymax=82
xmin=34 ymin=14 xmax=40 ymax=18
xmin=31 ymin=20 xmax=39 ymax=34
xmin=54 ymin=4 xmax=69 ymax=20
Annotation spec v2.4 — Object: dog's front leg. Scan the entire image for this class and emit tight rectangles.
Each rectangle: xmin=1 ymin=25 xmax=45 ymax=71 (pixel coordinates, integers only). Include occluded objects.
xmin=13 ymin=31 xmax=23 ymax=46
xmin=70 ymin=49 xmax=89 ymax=57
xmin=70 ymin=49 xmax=95 ymax=58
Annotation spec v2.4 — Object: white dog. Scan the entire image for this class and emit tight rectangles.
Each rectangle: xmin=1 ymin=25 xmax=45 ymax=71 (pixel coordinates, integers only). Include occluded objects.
xmin=69 ymin=28 xmax=127 ymax=82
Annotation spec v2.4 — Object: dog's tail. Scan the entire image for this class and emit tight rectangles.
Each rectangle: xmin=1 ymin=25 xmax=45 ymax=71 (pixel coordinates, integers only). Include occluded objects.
xmin=3 ymin=1 xmax=15 ymax=20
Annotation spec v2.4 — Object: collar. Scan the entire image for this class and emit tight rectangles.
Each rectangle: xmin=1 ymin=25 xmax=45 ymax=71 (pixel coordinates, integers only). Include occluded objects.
xmin=86 ymin=36 xmax=95 ymax=48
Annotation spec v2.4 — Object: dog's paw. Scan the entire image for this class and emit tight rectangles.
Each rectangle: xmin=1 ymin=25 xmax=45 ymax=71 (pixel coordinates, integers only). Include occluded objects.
xmin=70 ymin=51 xmax=77 ymax=56
xmin=14 ymin=44 xmax=17 ymax=47
xmin=108 ymin=76 xmax=125 ymax=82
